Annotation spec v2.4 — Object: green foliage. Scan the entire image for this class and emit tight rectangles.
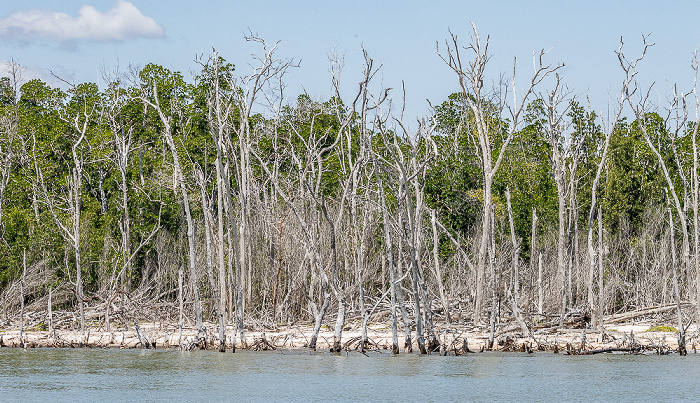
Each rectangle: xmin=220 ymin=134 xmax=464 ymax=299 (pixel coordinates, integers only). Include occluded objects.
xmin=647 ymin=325 xmax=678 ymax=333
xmin=428 ymin=93 xmax=483 ymax=233
xmin=602 ymin=116 xmax=666 ymax=233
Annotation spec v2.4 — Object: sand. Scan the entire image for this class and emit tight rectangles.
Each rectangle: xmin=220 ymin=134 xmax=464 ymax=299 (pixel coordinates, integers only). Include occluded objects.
xmin=0 ymin=320 xmax=695 ymax=354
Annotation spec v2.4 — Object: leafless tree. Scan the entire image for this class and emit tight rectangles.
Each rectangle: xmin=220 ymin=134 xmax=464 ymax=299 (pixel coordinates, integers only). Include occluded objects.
xmin=540 ymin=75 xmax=576 ymax=324
xmin=437 ymin=23 xmax=563 ymax=322
xmin=0 ymin=60 xmax=24 ymax=237
xmin=137 ymin=75 xmax=204 ymax=335
xmin=619 ymin=35 xmax=699 ymax=324
xmin=33 ymin=82 xmax=94 ymax=334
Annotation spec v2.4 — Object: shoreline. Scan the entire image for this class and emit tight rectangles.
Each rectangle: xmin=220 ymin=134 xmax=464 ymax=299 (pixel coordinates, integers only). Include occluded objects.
xmin=0 ymin=320 xmax=694 ymax=355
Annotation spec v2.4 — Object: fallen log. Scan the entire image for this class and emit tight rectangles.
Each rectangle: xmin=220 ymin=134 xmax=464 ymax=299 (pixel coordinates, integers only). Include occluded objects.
xmin=571 ymin=347 xmax=642 ymax=355
xmin=603 ymin=303 xmax=693 ymax=324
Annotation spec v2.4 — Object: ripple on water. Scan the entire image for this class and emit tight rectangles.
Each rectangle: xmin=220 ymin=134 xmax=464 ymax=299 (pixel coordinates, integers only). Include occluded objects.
xmin=0 ymin=349 xmax=696 ymax=402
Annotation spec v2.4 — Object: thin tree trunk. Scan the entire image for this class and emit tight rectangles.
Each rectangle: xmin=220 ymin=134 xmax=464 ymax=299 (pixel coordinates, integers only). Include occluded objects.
xmin=557 ymin=178 xmax=567 ymax=326
xmin=73 ymin=166 xmax=85 ymax=334
xmin=506 ymin=188 xmax=528 ymax=335
xmin=692 ymin=116 xmax=700 ymax=329
xmin=395 ymin=238 xmax=412 ymax=352
xmin=20 ymin=250 xmax=25 ymax=347
xmin=538 ymin=252 xmax=544 ymax=315
xmin=308 ymin=261 xmax=331 ymax=351
xmin=178 ymin=266 xmax=183 ymax=349
xmin=323 ymin=202 xmax=346 ymax=353
xmin=669 ymin=207 xmax=687 ymax=355
xmin=198 ymin=173 xmax=217 ymax=308
xmin=476 ymin=175 xmax=492 ymax=323
xmin=530 ymin=208 xmax=538 ymax=314
xmin=374 ymin=157 xmax=399 ymax=354
xmin=488 ymin=206 xmax=497 ymax=349
xmin=48 ymin=286 xmax=53 ymax=335
xmin=216 ymin=170 xmax=227 ymax=352
xmin=142 ymin=85 xmax=203 ymax=334
xmin=431 ymin=209 xmax=451 ymax=323
xmin=597 ymin=206 xmax=604 ymax=329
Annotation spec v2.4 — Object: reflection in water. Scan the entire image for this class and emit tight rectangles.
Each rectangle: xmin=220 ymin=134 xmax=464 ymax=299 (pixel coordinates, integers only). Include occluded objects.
xmin=0 ymin=349 xmax=696 ymax=402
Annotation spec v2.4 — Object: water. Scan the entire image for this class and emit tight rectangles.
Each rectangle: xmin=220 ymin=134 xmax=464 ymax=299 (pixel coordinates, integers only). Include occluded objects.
xmin=0 ymin=348 xmax=696 ymax=402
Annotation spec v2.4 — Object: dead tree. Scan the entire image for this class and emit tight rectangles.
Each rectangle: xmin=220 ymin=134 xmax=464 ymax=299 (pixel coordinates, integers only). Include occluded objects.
xmin=505 ymin=187 xmax=528 ymax=335
xmin=196 ymin=52 xmax=235 ymax=352
xmin=584 ymin=39 xmax=638 ymax=329
xmin=0 ymin=60 xmax=23 ymax=237
xmin=668 ymin=206 xmax=687 ymax=355
xmin=327 ymin=49 xmax=390 ymax=352
xmin=691 ymin=52 xmax=700 ymax=328
xmin=252 ymin=101 xmax=334 ymax=351
xmin=621 ymin=35 xmax=697 ymax=322
xmin=101 ymin=74 xmax=161 ymax=332
xmin=34 ymin=82 xmax=98 ymax=334
xmin=438 ymin=24 xmax=563 ymax=322
xmin=372 ymin=149 xmax=400 ymax=354
xmin=221 ymin=37 xmax=296 ymax=347
xmin=379 ymin=109 xmax=438 ymax=354
xmin=137 ymin=74 xmax=204 ymax=335
xmin=541 ymin=75 xmax=576 ymax=325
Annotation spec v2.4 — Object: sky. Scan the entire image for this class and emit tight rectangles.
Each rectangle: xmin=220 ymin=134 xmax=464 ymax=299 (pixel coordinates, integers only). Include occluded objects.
xmin=2 ymin=1 xmax=700 ymax=121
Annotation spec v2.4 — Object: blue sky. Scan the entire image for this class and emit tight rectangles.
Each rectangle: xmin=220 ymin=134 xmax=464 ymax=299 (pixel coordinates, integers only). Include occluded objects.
xmin=2 ymin=1 xmax=700 ymax=120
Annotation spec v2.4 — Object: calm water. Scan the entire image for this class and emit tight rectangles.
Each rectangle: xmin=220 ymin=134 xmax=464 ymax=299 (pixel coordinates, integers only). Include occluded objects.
xmin=0 ymin=348 xmax=697 ymax=402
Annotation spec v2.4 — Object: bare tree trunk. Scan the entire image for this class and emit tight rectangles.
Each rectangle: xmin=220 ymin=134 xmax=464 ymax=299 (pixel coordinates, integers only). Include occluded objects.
xmin=530 ymin=208 xmax=538 ymax=314
xmin=620 ymin=37 xmax=692 ymax=328
xmin=380 ymin=181 xmax=399 ymax=354
xmin=538 ymin=252 xmax=544 ymax=315
xmin=141 ymin=87 xmax=203 ymax=333
xmin=691 ymin=57 xmax=700 ymax=328
xmin=583 ymin=50 xmax=631 ymax=328
xmin=34 ymin=118 xmax=87 ymax=334
xmin=357 ymin=212 xmax=370 ymax=352
xmin=411 ymin=256 xmax=426 ymax=354
xmin=669 ymin=207 xmax=687 ymax=355
xmin=322 ymin=201 xmax=346 ymax=353
xmin=438 ymin=24 xmax=562 ymax=324
xmin=198 ymin=170 xmax=217 ymax=307
xmin=506 ymin=188 xmax=528 ymax=335
xmin=20 ymin=250 xmax=25 ymax=347
xmin=395 ymin=237 xmax=412 ymax=352
xmin=431 ymin=209 xmax=451 ymax=323
xmin=587 ymin=214 xmax=598 ymax=328
xmin=0 ymin=60 xmax=22 ymax=235
xmin=308 ymin=256 xmax=331 ymax=351
xmin=476 ymin=177 xmax=491 ymax=324
xmin=48 ymin=286 xmax=53 ymax=335
xmin=178 ymin=266 xmax=183 ymax=349
xmin=372 ymin=146 xmax=400 ymax=354
xmin=557 ymin=186 xmax=567 ymax=326
xmin=542 ymin=78 xmax=572 ymax=327
xmin=488 ymin=207 xmax=497 ymax=349
xmin=216 ymin=168 xmax=227 ymax=352
xmin=597 ymin=206 xmax=604 ymax=328
xmin=73 ymin=165 xmax=85 ymax=334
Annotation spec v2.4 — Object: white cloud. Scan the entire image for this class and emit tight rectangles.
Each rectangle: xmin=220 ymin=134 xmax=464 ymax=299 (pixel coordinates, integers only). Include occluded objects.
xmin=0 ymin=1 xmax=165 ymax=42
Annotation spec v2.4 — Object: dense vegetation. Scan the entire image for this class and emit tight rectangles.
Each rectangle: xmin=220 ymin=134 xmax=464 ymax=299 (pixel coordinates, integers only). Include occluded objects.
xmin=0 ymin=32 xmax=697 ymax=353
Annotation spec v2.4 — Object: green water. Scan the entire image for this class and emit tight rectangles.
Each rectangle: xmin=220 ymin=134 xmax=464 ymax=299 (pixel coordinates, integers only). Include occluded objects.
xmin=0 ymin=348 xmax=696 ymax=402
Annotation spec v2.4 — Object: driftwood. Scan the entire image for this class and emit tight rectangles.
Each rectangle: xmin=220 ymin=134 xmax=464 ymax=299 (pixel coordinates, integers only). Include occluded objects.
xmin=570 ymin=347 xmax=643 ymax=355
xmin=340 ymin=335 xmax=381 ymax=352
xmin=250 ymin=333 xmax=276 ymax=351
xmin=134 ymin=323 xmax=154 ymax=349
xmin=603 ymin=303 xmax=693 ymax=324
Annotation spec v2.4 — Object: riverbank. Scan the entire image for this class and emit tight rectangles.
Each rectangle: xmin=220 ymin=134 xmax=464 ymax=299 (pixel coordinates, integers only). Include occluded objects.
xmin=0 ymin=319 xmax=695 ymax=354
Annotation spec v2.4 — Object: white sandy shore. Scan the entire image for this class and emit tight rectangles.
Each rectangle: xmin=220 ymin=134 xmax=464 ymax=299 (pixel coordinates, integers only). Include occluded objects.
xmin=0 ymin=321 xmax=695 ymax=353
